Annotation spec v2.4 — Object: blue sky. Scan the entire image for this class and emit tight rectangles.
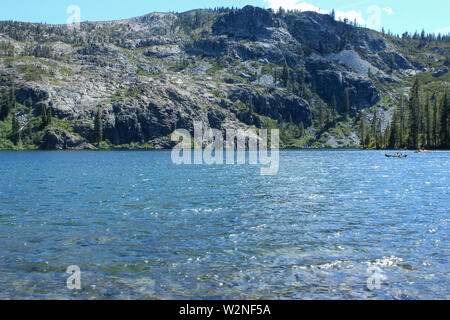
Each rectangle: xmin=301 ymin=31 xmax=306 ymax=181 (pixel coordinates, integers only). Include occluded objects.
xmin=0 ymin=0 xmax=448 ymax=35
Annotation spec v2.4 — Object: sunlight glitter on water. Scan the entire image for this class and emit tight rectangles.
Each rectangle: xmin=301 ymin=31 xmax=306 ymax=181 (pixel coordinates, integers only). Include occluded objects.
xmin=0 ymin=150 xmax=448 ymax=299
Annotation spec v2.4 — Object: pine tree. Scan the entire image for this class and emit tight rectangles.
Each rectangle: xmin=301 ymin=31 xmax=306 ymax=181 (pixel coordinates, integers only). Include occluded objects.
xmin=375 ymin=119 xmax=382 ymax=149
xmin=439 ymin=90 xmax=449 ymax=148
xmin=11 ymin=113 xmax=20 ymax=145
xmin=0 ymin=89 xmax=10 ymax=121
xmin=389 ymin=110 xmax=399 ymax=148
xmin=419 ymin=94 xmax=426 ymax=147
xmin=398 ymin=97 xmax=406 ymax=148
xmin=94 ymin=107 xmax=103 ymax=145
xmin=408 ymin=78 xmax=420 ymax=149
xmin=299 ymin=122 xmax=304 ymax=138
xmin=9 ymin=86 xmax=15 ymax=107
xmin=41 ymin=104 xmax=47 ymax=126
xmin=364 ymin=131 xmax=371 ymax=148
xmin=27 ymin=99 xmax=33 ymax=138
xmin=370 ymin=109 xmax=378 ymax=147
xmin=383 ymin=126 xmax=390 ymax=149
xmin=425 ymin=97 xmax=432 ymax=147
xmin=0 ymin=87 xmax=15 ymax=122
xmin=433 ymin=97 xmax=439 ymax=147
xmin=359 ymin=116 xmax=367 ymax=148
xmin=331 ymin=95 xmax=337 ymax=125
xmin=47 ymin=107 xmax=52 ymax=124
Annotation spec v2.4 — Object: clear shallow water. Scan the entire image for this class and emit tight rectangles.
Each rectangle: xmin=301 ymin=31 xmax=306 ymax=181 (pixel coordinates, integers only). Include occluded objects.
xmin=0 ymin=150 xmax=448 ymax=300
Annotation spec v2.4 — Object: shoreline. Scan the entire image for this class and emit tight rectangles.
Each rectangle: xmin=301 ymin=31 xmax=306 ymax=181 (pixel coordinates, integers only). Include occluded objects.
xmin=0 ymin=148 xmax=447 ymax=152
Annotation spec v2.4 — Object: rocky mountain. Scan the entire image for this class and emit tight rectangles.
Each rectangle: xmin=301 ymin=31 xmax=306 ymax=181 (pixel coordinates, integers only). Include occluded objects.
xmin=0 ymin=5 xmax=448 ymax=150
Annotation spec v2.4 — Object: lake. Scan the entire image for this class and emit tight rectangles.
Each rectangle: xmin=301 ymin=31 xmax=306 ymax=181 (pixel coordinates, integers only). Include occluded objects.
xmin=0 ymin=150 xmax=448 ymax=299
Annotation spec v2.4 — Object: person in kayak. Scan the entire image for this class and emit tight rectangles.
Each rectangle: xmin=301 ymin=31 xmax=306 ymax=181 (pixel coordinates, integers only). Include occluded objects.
xmin=386 ymin=153 xmax=407 ymax=158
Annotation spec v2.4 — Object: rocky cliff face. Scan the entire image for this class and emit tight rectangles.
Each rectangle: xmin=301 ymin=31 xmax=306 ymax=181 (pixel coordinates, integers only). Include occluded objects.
xmin=42 ymin=128 xmax=95 ymax=150
xmin=0 ymin=6 xmax=448 ymax=149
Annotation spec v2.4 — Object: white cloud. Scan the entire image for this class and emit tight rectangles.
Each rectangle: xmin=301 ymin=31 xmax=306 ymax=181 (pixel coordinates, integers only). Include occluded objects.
xmin=264 ymin=1 xmax=365 ymax=25
xmin=382 ymin=7 xmax=393 ymax=15
xmin=434 ymin=26 xmax=450 ymax=35
xmin=335 ymin=10 xmax=366 ymax=25
xmin=296 ymin=2 xmax=329 ymax=14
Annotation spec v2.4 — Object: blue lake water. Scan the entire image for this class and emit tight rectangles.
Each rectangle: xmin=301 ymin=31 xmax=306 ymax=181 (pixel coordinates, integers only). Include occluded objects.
xmin=0 ymin=150 xmax=448 ymax=299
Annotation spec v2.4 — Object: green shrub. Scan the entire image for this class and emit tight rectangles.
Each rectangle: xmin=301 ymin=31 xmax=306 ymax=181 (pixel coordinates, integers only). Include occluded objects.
xmin=0 ymin=137 xmax=14 ymax=150
xmin=17 ymin=64 xmax=50 ymax=81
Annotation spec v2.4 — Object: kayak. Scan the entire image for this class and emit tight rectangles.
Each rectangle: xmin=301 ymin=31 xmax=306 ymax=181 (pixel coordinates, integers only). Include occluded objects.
xmin=385 ymin=154 xmax=407 ymax=158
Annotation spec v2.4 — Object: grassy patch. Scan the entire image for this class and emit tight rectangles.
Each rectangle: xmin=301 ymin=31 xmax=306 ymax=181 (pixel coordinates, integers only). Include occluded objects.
xmin=16 ymin=64 xmax=50 ymax=81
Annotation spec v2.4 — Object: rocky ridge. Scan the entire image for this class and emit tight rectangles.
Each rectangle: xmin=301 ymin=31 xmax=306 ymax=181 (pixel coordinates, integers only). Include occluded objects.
xmin=0 ymin=5 xmax=448 ymax=149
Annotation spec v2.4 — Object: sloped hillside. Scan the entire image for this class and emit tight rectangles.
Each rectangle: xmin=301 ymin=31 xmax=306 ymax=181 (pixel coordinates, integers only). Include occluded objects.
xmin=0 ymin=6 xmax=448 ymax=150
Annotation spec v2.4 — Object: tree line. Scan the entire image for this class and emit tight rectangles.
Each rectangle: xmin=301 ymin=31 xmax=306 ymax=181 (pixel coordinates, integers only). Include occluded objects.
xmin=0 ymin=87 xmax=54 ymax=147
xmin=0 ymin=86 xmax=106 ymax=148
xmin=359 ymin=78 xmax=449 ymax=150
